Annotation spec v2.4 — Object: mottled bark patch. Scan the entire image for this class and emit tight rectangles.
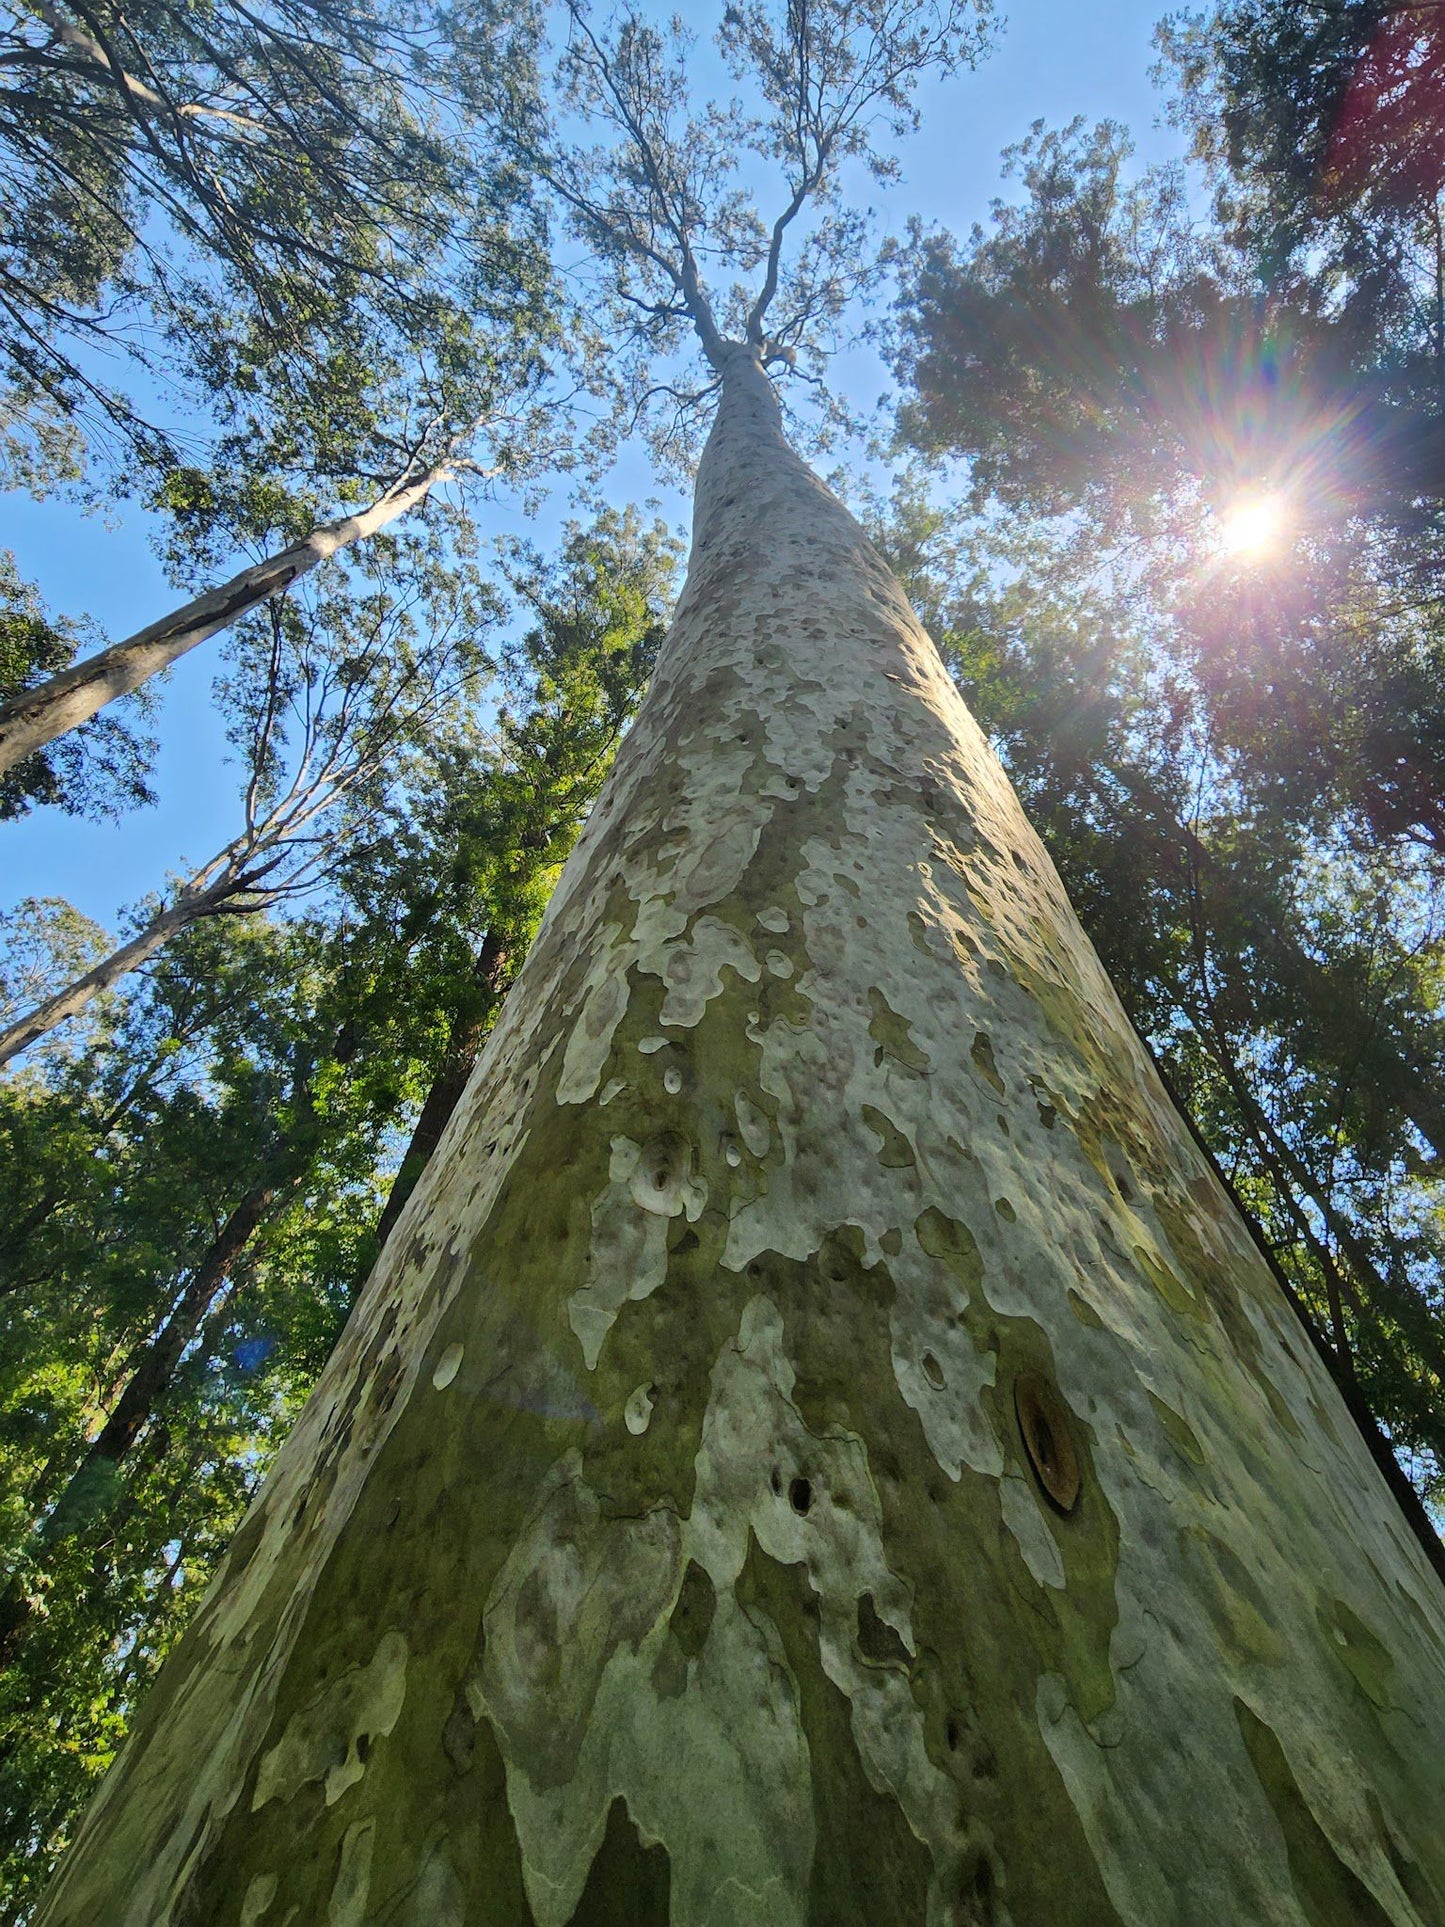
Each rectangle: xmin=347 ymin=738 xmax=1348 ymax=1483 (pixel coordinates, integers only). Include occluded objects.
xmin=735 ymin=1536 xmax=935 ymax=1926
xmin=1235 ymin=1700 xmax=1394 ymax=1925
xmin=758 ymin=1229 xmax=1125 ymax=1924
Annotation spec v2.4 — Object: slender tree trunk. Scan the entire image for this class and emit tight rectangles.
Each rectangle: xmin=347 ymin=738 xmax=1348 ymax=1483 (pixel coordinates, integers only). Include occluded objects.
xmin=38 ymin=349 xmax=1445 ymax=1925
xmin=0 ymin=867 xmax=243 ymax=1067
xmin=1174 ymin=894 xmax=1445 ymax=1403
xmin=52 ymin=1177 xmax=283 ymax=1526
xmin=373 ymin=926 xmax=511 ymax=1254
xmin=1113 ymin=762 xmax=1445 ymax=1165
xmin=0 ymin=1176 xmax=286 ymax=1666
xmin=1224 ymin=1046 xmax=1445 ymax=1396
xmin=0 ymin=466 xmax=446 ymax=778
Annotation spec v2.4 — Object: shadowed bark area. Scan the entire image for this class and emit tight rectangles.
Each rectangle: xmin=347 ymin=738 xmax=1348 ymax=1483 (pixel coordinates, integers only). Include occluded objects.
xmin=734 ymin=1535 xmax=935 ymax=1925
xmin=35 ymin=352 xmax=1445 ymax=1927
xmin=567 ymin=1797 xmax=671 ymax=1926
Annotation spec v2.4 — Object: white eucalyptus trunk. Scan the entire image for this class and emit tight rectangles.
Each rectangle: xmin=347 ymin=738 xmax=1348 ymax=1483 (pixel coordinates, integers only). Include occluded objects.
xmin=0 ymin=469 xmax=444 ymax=778
xmin=0 ymin=865 xmax=243 ymax=1067
xmin=37 ymin=349 xmax=1445 ymax=1926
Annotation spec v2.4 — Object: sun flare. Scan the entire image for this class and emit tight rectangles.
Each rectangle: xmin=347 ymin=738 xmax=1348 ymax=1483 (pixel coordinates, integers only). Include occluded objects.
xmin=1217 ymin=491 xmax=1287 ymax=561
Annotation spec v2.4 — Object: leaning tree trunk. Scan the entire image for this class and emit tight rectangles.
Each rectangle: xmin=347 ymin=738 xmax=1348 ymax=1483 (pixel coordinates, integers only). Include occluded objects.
xmin=0 ymin=862 xmax=248 ymax=1066
xmin=43 ymin=1173 xmax=288 ymax=1538
xmin=0 ymin=1170 xmax=296 ymax=1666
xmin=37 ymin=348 xmax=1445 ymax=1926
xmin=0 ymin=465 xmax=446 ymax=778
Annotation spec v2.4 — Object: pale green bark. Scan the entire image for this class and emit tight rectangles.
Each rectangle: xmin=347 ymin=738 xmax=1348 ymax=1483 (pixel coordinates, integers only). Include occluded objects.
xmin=37 ymin=348 xmax=1445 ymax=1926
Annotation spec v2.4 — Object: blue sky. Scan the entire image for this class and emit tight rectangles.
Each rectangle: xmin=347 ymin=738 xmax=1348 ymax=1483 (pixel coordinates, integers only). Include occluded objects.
xmin=1 ymin=0 xmax=1185 ymax=934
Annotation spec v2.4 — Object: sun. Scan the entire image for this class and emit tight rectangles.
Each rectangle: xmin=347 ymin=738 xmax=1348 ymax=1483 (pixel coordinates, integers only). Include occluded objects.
xmin=1217 ymin=491 xmax=1287 ymax=561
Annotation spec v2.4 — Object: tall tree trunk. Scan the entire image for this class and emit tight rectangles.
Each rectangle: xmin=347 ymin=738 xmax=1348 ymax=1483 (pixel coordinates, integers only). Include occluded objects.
xmin=0 ymin=465 xmax=446 ymax=779
xmin=48 ymin=1176 xmax=285 ymax=1533
xmin=373 ymin=926 xmax=511 ymax=1254
xmin=38 ymin=349 xmax=1445 ymax=1925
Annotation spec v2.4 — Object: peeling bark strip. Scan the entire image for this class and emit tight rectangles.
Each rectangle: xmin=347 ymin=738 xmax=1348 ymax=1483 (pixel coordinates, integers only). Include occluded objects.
xmin=0 ymin=468 xmax=445 ymax=778
xmin=38 ymin=355 xmax=1445 ymax=1926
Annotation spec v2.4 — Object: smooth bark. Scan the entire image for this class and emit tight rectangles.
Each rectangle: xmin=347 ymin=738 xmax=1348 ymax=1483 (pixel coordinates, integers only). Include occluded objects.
xmin=0 ymin=467 xmax=445 ymax=779
xmin=38 ymin=352 xmax=1445 ymax=1926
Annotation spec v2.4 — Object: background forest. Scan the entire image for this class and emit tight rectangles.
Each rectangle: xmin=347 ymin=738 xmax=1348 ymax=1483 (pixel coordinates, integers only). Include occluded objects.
xmin=2 ymin=0 xmax=1444 ymax=1913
